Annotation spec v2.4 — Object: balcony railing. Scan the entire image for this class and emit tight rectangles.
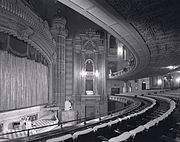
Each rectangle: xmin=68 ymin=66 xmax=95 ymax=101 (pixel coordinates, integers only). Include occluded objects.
xmin=109 ymin=57 xmax=135 ymax=79
xmin=0 ymin=97 xmax=139 ymax=140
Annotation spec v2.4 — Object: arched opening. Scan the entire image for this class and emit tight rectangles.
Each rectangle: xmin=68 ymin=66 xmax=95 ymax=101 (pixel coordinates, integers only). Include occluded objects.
xmin=85 ymin=59 xmax=94 ymax=72
xmin=110 ymin=35 xmax=116 ymax=49
xmin=85 ymin=59 xmax=94 ymax=95
xmin=142 ymin=81 xmax=146 ymax=90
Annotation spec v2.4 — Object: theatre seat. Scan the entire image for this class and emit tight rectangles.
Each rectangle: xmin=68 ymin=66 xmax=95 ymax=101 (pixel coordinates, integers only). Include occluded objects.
xmin=74 ymin=131 xmax=95 ymax=142
xmin=46 ymin=134 xmax=73 ymax=142
xmin=73 ymin=128 xmax=95 ymax=142
xmin=130 ymin=126 xmax=146 ymax=142
xmin=94 ymin=125 xmax=110 ymax=139
xmin=97 ymin=136 xmax=108 ymax=142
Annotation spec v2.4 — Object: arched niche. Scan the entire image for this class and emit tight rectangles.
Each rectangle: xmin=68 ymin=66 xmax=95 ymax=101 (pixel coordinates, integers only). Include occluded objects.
xmin=110 ymin=35 xmax=116 ymax=49
xmin=85 ymin=59 xmax=94 ymax=72
xmin=84 ymin=59 xmax=94 ymax=95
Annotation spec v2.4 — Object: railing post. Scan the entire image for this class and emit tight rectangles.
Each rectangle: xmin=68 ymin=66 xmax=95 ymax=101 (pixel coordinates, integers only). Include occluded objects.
xmin=60 ymin=122 xmax=63 ymax=129
xmin=84 ymin=106 xmax=86 ymax=125
xmin=27 ymin=129 xmax=30 ymax=137
xmin=111 ymin=112 xmax=113 ymax=116
xmin=99 ymin=104 xmax=101 ymax=121
xmin=99 ymin=116 xmax=101 ymax=121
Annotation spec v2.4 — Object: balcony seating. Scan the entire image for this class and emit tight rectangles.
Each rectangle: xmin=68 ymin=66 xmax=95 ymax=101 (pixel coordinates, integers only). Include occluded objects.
xmin=108 ymin=95 xmax=176 ymax=142
xmin=73 ymin=128 xmax=95 ymax=142
xmin=129 ymin=125 xmax=146 ymax=142
xmin=97 ymin=135 xmax=108 ymax=142
xmin=46 ymin=134 xmax=73 ymax=142
xmin=109 ymin=131 xmax=132 ymax=142
xmin=2 ymin=94 xmax=158 ymax=141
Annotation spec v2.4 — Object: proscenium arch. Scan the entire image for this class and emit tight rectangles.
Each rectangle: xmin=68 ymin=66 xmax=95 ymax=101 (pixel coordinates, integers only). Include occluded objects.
xmin=58 ymin=0 xmax=150 ymax=79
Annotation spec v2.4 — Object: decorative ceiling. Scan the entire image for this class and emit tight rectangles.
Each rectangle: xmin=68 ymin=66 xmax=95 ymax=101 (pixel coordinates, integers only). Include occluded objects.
xmin=25 ymin=0 xmax=180 ymax=80
xmin=104 ymin=0 xmax=180 ymax=78
xmin=23 ymin=0 xmax=102 ymax=37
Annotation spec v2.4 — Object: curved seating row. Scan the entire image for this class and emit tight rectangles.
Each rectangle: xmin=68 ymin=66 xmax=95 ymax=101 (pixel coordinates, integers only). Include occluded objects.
xmin=107 ymin=96 xmax=142 ymax=119
xmin=109 ymin=95 xmax=176 ymax=142
xmin=46 ymin=95 xmax=156 ymax=142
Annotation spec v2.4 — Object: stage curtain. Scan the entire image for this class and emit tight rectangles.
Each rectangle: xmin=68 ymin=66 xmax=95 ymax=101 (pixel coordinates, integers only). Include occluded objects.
xmin=0 ymin=51 xmax=48 ymax=111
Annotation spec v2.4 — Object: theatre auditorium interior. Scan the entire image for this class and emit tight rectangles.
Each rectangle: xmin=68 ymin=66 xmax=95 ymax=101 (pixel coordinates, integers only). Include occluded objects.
xmin=1 ymin=0 xmax=180 ymax=142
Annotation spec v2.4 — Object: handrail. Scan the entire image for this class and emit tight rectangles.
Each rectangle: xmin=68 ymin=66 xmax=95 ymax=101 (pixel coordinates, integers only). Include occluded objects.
xmin=0 ymin=97 xmax=136 ymax=139
xmin=69 ymin=95 xmax=155 ymax=141
xmin=46 ymin=95 xmax=153 ymax=142
xmin=109 ymin=60 xmax=135 ymax=79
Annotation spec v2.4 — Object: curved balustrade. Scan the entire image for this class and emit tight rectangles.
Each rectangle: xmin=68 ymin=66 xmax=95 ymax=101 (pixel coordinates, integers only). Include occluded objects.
xmin=109 ymin=58 xmax=136 ymax=79
xmin=0 ymin=95 xmax=145 ymax=141
xmin=109 ymin=66 xmax=135 ymax=79
xmin=0 ymin=95 xmax=156 ymax=142
xmin=45 ymin=95 xmax=155 ymax=142
xmin=109 ymin=96 xmax=135 ymax=104
xmin=109 ymin=95 xmax=176 ymax=142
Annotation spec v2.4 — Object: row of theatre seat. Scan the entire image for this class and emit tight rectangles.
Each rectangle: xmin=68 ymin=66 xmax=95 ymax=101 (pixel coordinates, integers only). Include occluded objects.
xmin=46 ymin=95 xmax=158 ymax=142
xmin=109 ymin=95 xmax=176 ymax=142
xmin=0 ymin=95 xmax=144 ymax=142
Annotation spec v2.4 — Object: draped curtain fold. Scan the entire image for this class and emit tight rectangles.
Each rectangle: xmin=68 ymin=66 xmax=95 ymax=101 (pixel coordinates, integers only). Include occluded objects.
xmin=0 ymin=51 xmax=48 ymax=111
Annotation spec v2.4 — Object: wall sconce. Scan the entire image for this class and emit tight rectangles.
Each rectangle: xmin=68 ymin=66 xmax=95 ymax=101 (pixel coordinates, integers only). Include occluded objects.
xmin=164 ymin=76 xmax=167 ymax=80
xmin=80 ymin=70 xmax=87 ymax=77
xmin=176 ymin=77 xmax=180 ymax=83
xmin=157 ymin=79 xmax=162 ymax=86
xmin=165 ymin=66 xmax=178 ymax=70
xmin=95 ymin=70 xmax=99 ymax=77
xmin=117 ymin=42 xmax=123 ymax=57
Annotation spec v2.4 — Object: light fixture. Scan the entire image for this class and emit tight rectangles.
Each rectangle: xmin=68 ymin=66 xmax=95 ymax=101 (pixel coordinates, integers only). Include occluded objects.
xmin=117 ymin=42 xmax=123 ymax=57
xmin=95 ymin=70 xmax=99 ymax=77
xmin=80 ymin=70 xmax=87 ymax=77
xmin=176 ymin=77 xmax=180 ymax=83
xmin=166 ymin=66 xmax=178 ymax=70
xmin=157 ymin=79 xmax=162 ymax=85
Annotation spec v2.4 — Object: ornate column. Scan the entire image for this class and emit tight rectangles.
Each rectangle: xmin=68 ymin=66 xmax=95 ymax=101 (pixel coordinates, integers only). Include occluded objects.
xmin=81 ymin=52 xmax=86 ymax=95
xmin=94 ymin=52 xmax=98 ymax=95
xmin=51 ymin=14 xmax=68 ymax=110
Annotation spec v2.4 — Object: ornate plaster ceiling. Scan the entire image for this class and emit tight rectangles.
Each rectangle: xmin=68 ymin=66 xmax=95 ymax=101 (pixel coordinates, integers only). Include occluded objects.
xmin=104 ymin=0 xmax=180 ymax=79
xmin=58 ymin=0 xmax=180 ymax=80
xmin=26 ymin=0 xmax=180 ymax=80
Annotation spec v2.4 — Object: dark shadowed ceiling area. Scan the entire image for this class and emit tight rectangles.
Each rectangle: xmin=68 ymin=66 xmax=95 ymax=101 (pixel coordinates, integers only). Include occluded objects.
xmin=103 ymin=0 xmax=180 ymax=78
xmin=23 ymin=0 xmax=103 ymax=37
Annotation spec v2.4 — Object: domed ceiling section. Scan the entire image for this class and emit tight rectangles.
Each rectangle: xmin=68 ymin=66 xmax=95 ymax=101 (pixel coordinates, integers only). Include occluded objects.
xmin=104 ymin=0 xmax=180 ymax=78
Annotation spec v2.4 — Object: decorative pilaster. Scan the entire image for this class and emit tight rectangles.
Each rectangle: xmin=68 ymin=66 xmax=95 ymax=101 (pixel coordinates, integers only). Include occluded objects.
xmin=51 ymin=14 xmax=68 ymax=110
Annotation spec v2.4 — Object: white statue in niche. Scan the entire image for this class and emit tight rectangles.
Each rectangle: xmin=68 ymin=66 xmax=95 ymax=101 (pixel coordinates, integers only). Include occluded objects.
xmin=64 ymin=100 xmax=72 ymax=111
